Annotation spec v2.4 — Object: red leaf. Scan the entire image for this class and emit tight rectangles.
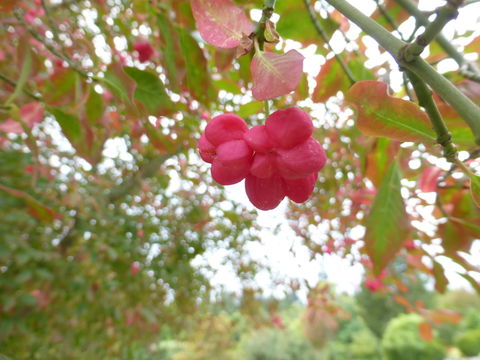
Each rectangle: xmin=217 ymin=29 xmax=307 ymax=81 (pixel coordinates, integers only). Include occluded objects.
xmin=432 ymin=261 xmax=448 ymax=293
xmin=419 ymin=166 xmax=442 ymax=193
xmin=0 ymin=102 xmax=44 ymax=134
xmin=0 ymin=184 xmax=59 ymax=223
xmin=251 ymin=50 xmax=304 ymax=101
xmin=418 ymin=322 xmax=433 ymax=342
xmin=313 ymin=57 xmax=350 ymax=103
xmin=190 ymin=0 xmax=254 ymax=48
xmin=428 ymin=309 xmax=462 ymax=325
xmin=345 ymin=81 xmax=436 ymax=143
xmin=0 ymin=0 xmax=18 ymax=12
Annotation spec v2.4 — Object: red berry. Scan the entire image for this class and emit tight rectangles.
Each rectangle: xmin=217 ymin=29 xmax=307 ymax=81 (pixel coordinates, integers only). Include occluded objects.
xmin=211 ymin=157 xmax=251 ymax=185
xmin=284 ymin=173 xmax=317 ymax=203
xmin=245 ymin=174 xmax=286 ymax=210
xmin=215 ymin=139 xmax=253 ymax=167
xmin=198 ymin=107 xmax=327 ymax=210
xmin=276 ymin=137 xmax=326 ymax=178
xmin=133 ymin=41 xmax=154 ymax=63
xmin=205 ymin=113 xmax=248 ymax=146
xmin=265 ymin=107 xmax=313 ymax=149
xmin=244 ymin=125 xmax=275 ymax=152
xmin=198 ymin=133 xmax=216 ymax=163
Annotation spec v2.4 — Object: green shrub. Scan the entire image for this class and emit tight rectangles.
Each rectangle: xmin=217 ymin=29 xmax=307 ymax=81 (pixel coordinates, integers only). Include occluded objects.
xmin=455 ymin=329 xmax=480 ymax=357
xmin=382 ymin=314 xmax=445 ymax=360
xmin=239 ymin=328 xmax=318 ymax=360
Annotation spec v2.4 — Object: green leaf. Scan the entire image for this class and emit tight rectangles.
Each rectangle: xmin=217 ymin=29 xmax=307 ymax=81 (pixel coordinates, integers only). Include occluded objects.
xmin=276 ymin=3 xmax=338 ymax=44
xmin=365 ymin=161 xmax=410 ymax=275
xmin=346 ymin=81 xmax=437 ymax=144
xmin=85 ymin=87 xmax=104 ymax=125
xmin=469 ymin=175 xmax=480 ymax=208
xmin=124 ymin=67 xmax=173 ymax=115
xmin=432 ymin=261 xmax=448 ymax=293
xmin=179 ymin=28 xmax=214 ymax=105
xmin=313 ymin=57 xmax=350 ymax=103
xmin=103 ymin=69 xmax=130 ymax=102
xmin=237 ymin=101 xmax=263 ymax=118
xmin=0 ymin=183 xmax=58 ymax=223
xmin=157 ymin=12 xmax=181 ymax=92
xmin=49 ymin=108 xmax=83 ymax=144
xmin=459 ymin=272 xmax=480 ymax=294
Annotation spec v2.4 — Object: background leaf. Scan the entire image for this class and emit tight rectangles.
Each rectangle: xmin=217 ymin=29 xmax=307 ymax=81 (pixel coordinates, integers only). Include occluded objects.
xmin=365 ymin=161 xmax=410 ymax=275
xmin=346 ymin=81 xmax=436 ymax=143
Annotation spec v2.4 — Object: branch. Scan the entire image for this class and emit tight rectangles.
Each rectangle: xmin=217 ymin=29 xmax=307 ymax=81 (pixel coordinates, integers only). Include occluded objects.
xmin=401 ymin=2 xmax=460 ymax=62
xmin=0 ymin=72 xmax=42 ymax=101
xmin=394 ymin=0 xmax=480 ymax=76
xmin=406 ymin=70 xmax=457 ymax=162
xmin=324 ymin=0 xmax=480 ymax=145
xmin=256 ymin=0 xmax=276 ymax=50
xmin=463 ymin=0 xmax=480 ymax=6
xmin=303 ymin=0 xmax=356 ymax=85
xmin=108 ymin=151 xmax=178 ymax=203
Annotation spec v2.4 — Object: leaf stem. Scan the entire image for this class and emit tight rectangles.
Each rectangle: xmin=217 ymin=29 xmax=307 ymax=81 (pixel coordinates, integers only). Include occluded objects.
xmin=264 ymin=100 xmax=270 ymax=117
xmin=324 ymin=0 xmax=480 ymax=144
xmin=406 ymin=70 xmax=457 ymax=162
xmin=401 ymin=2 xmax=460 ymax=62
xmin=303 ymin=0 xmax=356 ymax=85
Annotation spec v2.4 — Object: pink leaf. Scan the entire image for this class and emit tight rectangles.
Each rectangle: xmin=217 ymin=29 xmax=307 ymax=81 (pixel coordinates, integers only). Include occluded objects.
xmin=419 ymin=166 xmax=442 ymax=193
xmin=190 ymin=0 xmax=255 ymax=49
xmin=0 ymin=102 xmax=44 ymax=134
xmin=251 ymin=50 xmax=305 ymax=101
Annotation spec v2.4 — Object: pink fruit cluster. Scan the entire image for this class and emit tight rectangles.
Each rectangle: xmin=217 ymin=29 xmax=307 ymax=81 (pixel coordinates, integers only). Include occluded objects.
xmin=198 ymin=107 xmax=327 ymax=210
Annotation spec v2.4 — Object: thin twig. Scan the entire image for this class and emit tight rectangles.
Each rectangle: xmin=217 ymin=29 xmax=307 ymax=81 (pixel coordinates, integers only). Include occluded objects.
xmin=13 ymin=9 xmax=93 ymax=81
xmin=394 ymin=0 xmax=480 ymax=77
xmin=256 ymin=0 xmax=276 ymax=50
xmin=401 ymin=2 xmax=461 ymax=62
xmin=324 ymin=0 xmax=480 ymax=144
xmin=303 ymin=0 xmax=356 ymax=85
xmin=373 ymin=0 xmax=406 ymax=41
xmin=0 ymin=72 xmax=42 ymax=101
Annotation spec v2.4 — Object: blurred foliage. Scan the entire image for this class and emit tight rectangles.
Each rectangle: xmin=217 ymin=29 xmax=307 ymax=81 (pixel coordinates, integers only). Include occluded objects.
xmin=455 ymin=329 xmax=480 ymax=357
xmin=382 ymin=314 xmax=446 ymax=360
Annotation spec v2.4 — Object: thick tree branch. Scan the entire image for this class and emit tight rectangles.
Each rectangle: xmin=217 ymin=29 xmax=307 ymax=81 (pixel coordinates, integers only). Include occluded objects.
xmin=324 ymin=0 xmax=480 ymax=145
xmin=401 ymin=2 xmax=460 ymax=62
xmin=303 ymin=0 xmax=356 ymax=85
